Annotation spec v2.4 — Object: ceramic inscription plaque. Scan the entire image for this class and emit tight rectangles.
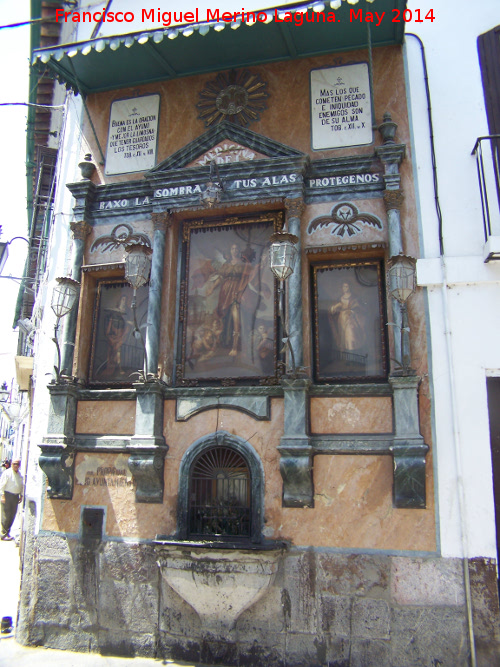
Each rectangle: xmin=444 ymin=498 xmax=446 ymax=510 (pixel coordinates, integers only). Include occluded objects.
xmin=310 ymin=63 xmax=372 ymax=150
xmin=105 ymin=94 xmax=160 ymax=175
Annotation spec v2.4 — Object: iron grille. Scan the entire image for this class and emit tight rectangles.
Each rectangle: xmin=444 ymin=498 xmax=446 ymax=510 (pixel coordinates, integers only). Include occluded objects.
xmin=472 ymin=135 xmax=500 ymax=250
xmin=189 ymin=446 xmax=251 ymax=538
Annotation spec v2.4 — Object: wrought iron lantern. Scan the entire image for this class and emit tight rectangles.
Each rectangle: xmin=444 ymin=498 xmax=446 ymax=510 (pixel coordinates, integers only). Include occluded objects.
xmin=124 ymin=243 xmax=153 ymax=381
xmin=51 ymin=276 xmax=80 ymax=318
xmin=201 ymin=160 xmax=224 ymax=208
xmin=50 ymin=277 xmax=80 ymax=382
xmin=387 ymin=255 xmax=417 ymax=375
xmin=124 ymin=242 xmax=153 ymax=292
xmin=268 ymin=231 xmax=299 ymax=376
xmin=269 ymin=232 xmax=299 ymax=281
xmin=387 ymin=254 xmax=416 ymax=304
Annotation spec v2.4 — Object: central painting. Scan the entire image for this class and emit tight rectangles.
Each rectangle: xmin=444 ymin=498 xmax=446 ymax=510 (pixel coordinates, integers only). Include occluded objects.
xmin=179 ymin=213 xmax=282 ymax=383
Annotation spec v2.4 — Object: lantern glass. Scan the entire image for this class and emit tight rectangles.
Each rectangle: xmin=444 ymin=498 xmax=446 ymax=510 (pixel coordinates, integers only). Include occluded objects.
xmin=269 ymin=233 xmax=299 ymax=281
xmin=201 ymin=181 xmax=222 ymax=208
xmin=388 ymin=256 xmax=416 ymax=303
xmin=124 ymin=243 xmax=153 ymax=290
xmin=51 ymin=277 xmax=80 ymax=319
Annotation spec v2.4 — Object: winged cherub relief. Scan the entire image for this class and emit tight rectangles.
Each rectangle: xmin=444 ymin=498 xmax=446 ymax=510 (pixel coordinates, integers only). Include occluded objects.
xmin=90 ymin=223 xmax=152 ymax=253
xmin=307 ymin=202 xmax=382 ymax=238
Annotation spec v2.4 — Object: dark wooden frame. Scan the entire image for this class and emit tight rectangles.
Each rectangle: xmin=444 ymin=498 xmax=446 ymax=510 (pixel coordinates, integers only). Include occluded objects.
xmin=177 ymin=212 xmax=282 ymax=386
xmin=88 ymin=279 xmax=149 ymax=386
xmin=312 ymin=259 xmax=387 ymax=382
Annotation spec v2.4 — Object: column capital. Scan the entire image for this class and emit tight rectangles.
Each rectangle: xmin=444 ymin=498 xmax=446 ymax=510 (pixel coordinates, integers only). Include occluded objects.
xmin=383 ymin=189 xmax=405 ymax=212
xmin=151 ymin=211 xmax=174 ymax=232
xmin=70 ymin=220 xmax=92 ymax=241
xmin=284 ymin=198 xmax=305 ymax=220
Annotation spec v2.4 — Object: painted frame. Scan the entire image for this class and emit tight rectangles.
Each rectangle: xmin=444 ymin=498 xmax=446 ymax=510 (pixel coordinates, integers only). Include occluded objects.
xmin=312 ymin=260 xmax=387 ymax=382
xmin=89 ymin=279 xmax=149 ymax=385
xmin=178 ymin=213 xmax=282 ymax=384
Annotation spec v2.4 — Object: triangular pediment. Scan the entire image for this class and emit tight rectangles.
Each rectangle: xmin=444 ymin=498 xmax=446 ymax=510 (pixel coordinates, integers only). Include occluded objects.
xmin=147 ymin=121 xmax=305 ymax=174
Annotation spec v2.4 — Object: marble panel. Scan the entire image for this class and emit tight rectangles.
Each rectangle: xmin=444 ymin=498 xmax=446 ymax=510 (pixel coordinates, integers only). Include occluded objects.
xmin=42 ymin=452 xmax=169 ymax=540
xmin=266 ymin=454 xmax=435 ymax=552
xmin=391 ymin=557 xmax=465 ymax=606
xmin=76 ymin=400 xmax=135 ymax=435
xmin=310 ymin=397 xmax=393 ymax=434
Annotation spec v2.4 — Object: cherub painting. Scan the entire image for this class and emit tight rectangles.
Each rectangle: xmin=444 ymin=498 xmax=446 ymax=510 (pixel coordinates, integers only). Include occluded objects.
xmin=183 ymin=219 xmax=277 ymax=380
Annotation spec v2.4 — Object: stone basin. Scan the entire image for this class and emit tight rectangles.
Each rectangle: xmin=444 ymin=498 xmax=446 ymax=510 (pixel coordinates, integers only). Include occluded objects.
xmin=155 ymin=542 xmax=284 ymax=635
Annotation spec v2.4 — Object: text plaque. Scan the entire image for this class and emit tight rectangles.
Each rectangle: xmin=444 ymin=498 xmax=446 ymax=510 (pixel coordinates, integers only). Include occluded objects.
xmin=105 ymin=94 xmax=160 ymax=175
xmin=310 ymin=63 xmax=372 ymax=150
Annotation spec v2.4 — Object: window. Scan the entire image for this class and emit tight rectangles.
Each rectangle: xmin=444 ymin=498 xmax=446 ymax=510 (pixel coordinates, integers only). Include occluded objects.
xmin=189 ymin=446 xmax=251 ymax=539
xmin=177 ymin=432 xmax=264 ymax=543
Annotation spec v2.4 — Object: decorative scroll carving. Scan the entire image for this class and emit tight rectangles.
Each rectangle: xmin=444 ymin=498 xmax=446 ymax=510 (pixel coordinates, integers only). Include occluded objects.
xmin=392 ymin=439 xmax=428 ymax=509
xmin=90 ymin=223 xmax=151 ymax=253
xmin=151 ymin=211 xmax=174 ymax=232
xmin=70 ymin=220 xmax=92 ymax=241
xmin=307 ymin=202 xmax=382 ymax=238
xmin=128 ymin=451 xmax=165 ymax=503
xmin=383 ymin=189 xmax=404 ymax=212
xmin=39 ymin=446 xmax=75 ymax=499
xmin=278 ymin=446 xmax=314 ymax=508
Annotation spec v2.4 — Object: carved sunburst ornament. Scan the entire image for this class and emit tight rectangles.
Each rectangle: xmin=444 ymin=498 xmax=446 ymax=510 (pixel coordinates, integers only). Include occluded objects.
xmin=197 ymin=70 xmax=269 ymax=127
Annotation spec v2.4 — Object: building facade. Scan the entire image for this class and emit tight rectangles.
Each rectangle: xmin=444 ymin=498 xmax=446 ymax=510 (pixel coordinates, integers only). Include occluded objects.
xmin=14 ymin=1 xmax=500 ymax=665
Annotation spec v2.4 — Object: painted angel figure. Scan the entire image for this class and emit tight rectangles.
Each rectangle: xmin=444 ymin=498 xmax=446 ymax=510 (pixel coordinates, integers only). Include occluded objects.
xmin=204 ymin=243 xmax=258 ymax=356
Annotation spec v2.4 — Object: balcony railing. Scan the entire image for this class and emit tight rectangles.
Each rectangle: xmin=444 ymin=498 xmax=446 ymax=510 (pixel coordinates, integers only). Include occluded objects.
xmin=472 ymin=135 xmax=500 ymax=260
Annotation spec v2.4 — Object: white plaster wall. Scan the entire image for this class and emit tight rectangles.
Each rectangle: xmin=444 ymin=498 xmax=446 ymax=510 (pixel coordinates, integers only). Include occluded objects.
xmin=26 ymin=93 xmax=85 ymax=528
xmin=406 ymin=0 xmax=500 ymax=558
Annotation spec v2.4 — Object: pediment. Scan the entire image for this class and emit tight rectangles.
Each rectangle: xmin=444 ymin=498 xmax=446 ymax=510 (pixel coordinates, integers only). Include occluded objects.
xmin=147 ymin=121 xmax=305 ymax=174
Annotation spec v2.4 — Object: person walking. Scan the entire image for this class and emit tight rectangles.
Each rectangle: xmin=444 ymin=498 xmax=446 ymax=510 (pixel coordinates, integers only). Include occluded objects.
xmin=0 ymin=459 xmax=23 ymax=541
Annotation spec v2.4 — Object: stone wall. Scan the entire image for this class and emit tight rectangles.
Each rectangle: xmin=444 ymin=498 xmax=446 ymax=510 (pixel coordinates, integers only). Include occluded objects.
xmin=16 ymin=532 xmax=500 ymax=666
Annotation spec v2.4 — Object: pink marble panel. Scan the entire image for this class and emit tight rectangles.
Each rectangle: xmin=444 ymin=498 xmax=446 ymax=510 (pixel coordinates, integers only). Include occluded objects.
xmin=310 ymin=397 xmax=393 ymax=434
xmin=76 ymin=401 xmax=135 ymax=435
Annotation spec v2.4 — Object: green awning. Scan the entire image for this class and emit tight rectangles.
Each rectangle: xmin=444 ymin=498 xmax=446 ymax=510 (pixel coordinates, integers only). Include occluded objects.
xmin=32 ymin=0 xmax=406 ymax=94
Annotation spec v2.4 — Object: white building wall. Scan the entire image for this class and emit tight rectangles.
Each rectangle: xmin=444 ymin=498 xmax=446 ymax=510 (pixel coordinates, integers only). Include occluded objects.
xmin=406 ymin=0 xmax=500 ymax=559
xmin=25 ymin=93 xmax=85 ymax=525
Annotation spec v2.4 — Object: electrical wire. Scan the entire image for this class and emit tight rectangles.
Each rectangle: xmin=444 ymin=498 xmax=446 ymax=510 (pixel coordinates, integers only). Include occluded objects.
xmin=0 ymin=102 xmax=65 ymax=109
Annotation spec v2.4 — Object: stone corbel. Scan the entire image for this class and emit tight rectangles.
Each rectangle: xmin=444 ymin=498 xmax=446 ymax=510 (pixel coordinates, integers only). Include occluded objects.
xmin=389 ymin=375 xmax=429 ymax=508
xmin=129 ymin=381 xmax=168 ymax=502
xmin=39 ymin=445 xmax=75 ymax=499
xmin=39 ymin=383 xmax=79 ymax=499
xmin=128 ymin=449 xmax=167 ymax=503
xmin=392 ymin=438 xmax=428 ymax=509
xmin=278 ymin=378 xmax=314 ymax=507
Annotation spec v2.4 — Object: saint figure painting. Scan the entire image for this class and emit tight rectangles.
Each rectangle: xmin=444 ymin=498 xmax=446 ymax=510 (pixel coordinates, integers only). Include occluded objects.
xmin=313 ymin=260 xmax=387 ymax=381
